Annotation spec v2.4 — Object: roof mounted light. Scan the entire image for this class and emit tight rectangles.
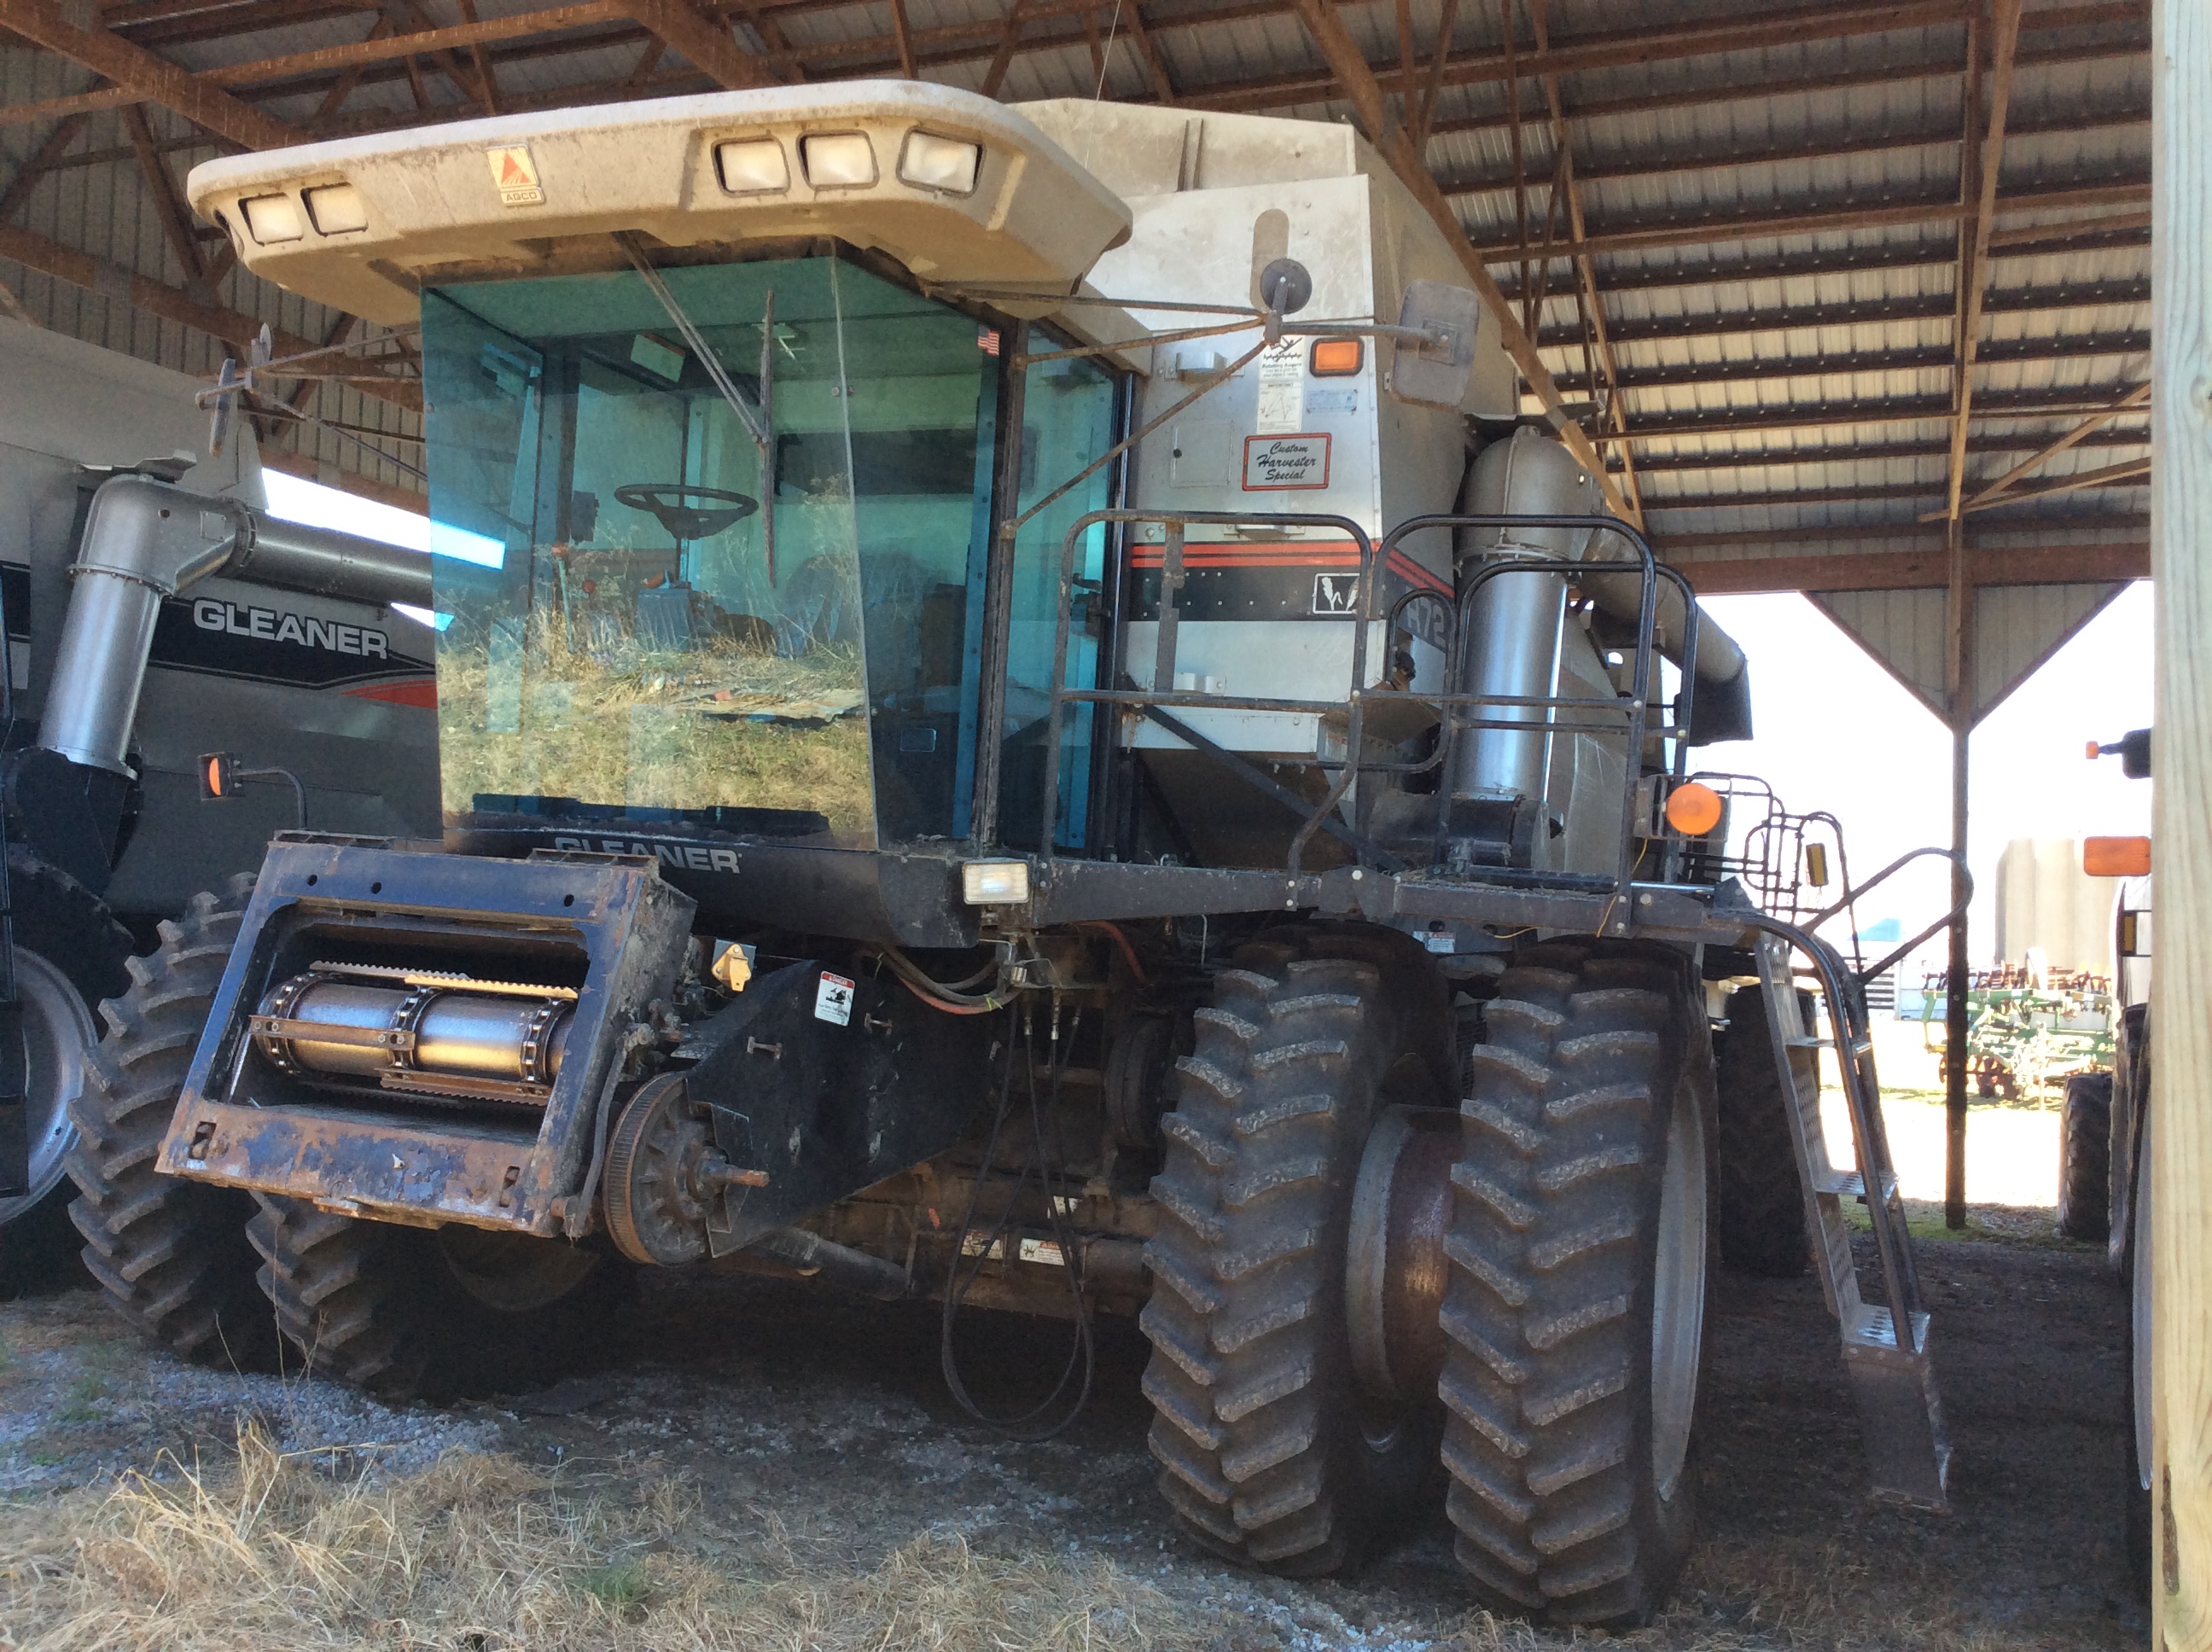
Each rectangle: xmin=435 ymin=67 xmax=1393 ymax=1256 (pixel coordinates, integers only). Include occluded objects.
xmin=241 ymin=194 xmax=304 ymax=244
xmin=303 ymin=183 xmax=368 ymax=234
xmin=800 ymin=132 xmax=876 ymax=189
xmin=713 ymin=137 xmax=789 ymax=195
xmin=898 ymin=131 xmax=981 ymax=195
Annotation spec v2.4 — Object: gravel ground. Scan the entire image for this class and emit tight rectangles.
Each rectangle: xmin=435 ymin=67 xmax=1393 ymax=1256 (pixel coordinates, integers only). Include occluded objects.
xmin=0 ymin=1203 xmax=2145 ymax=1650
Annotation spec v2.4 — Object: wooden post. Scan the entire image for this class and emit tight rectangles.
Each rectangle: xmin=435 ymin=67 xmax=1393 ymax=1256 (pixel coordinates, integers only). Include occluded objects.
xmin=1945 ymin=713 xmax=1970 ymax=1228
xmin=2152 ymin=0 xmax=2209 ymax=1637
xmin=1942 ymin=520 xmax=1975 ymax=1226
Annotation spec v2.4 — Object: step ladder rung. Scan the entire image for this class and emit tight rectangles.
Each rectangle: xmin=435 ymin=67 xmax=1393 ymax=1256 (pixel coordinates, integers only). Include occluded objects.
xmin=1817 ymin=1167 xmax=1899 ymax=1201
xmin=1785 ymin=1033 xmax=1872 ymax=1056
xmin=1843 ymin=1304 xmax=1932 ymax=1360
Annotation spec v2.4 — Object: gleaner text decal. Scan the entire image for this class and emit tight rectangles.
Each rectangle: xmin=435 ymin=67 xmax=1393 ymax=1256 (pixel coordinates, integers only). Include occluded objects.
xmin=193 ymin=598 xmax=389 ymax=659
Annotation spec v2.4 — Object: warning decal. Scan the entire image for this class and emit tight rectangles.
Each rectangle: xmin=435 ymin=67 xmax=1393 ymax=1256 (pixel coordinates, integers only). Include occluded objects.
xmin=486 ymin=145 xmax=544 ymax=206
xmin=814 ymin=971 xmax=855 ymax=1027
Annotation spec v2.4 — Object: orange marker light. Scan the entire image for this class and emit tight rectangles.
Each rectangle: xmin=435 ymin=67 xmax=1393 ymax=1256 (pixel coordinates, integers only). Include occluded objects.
xmin=2083 ymin=835 xmax=2151 ymax=877
xmin=1663 ymin=781 xmax=1724 ymax=837
xmin=1310 ymin=337 xmax=1363 ymax=376
xmin=198 ymin=751 xmax=236 ymax=801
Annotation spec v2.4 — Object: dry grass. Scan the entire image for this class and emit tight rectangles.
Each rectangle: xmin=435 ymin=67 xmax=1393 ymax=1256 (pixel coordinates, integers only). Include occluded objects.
xmin=0 ymin=1423 xmax=1204 ymax=1652
xmin=436 ymin=626 xmax=875 ymax=835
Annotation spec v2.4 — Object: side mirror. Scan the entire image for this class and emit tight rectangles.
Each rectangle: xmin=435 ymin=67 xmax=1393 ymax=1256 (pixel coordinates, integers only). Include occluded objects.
xmin=1388 ymin=281 xmax=1481 ymax=410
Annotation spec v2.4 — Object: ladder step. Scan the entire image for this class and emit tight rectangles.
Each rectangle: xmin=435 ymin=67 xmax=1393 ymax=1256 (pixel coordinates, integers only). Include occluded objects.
xmin=1844 ymin=1304 xmax=1930 ymax=1359
xmin=1818 ymin=1167 xmax=1899 ymax=1201
xmin=1785 ymin=1033 xmax=1871 ymax=1055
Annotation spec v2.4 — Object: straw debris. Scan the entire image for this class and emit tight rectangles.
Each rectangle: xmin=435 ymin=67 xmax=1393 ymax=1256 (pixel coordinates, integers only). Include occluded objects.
xmin=0 ymin=1420 xmax=1205 ymax=1651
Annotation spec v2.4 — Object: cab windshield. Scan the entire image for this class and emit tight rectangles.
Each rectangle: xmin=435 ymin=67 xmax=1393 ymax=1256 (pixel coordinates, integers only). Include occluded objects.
xmin=424 ymin=253 xmax=1008 ymax=848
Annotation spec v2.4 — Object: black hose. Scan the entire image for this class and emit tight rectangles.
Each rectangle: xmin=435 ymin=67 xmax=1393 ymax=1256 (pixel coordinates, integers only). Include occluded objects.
xmin=937 ymin=998 xmax=1095 ymax=1441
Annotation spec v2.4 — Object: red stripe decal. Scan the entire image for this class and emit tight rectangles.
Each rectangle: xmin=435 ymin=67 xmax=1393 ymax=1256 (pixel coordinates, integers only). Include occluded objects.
xmin=343 ymin=678 xmax=439 ymax=708
xmin=1130 ymin=541 xmax=1450 ymax=597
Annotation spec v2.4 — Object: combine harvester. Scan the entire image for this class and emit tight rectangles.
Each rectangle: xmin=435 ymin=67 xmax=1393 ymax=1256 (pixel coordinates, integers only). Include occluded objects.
xmin=0 ymin=320 xmax=437 ymax=1325
xmin=76 ymin=82 xmax=1962 ymax=1624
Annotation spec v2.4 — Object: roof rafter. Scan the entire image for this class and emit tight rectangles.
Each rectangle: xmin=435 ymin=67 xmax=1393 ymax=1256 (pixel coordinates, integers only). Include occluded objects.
xmin=1945 ymin=0 xmax=2027 ymax=521
xmin=0 ymin=0 xmax=298 ymax=148
xmin=1535 ymin=280 xmax=2150 ymax=349
xmin=1547 ymin=328 xmax=2148 ymax=394
xmin=0 ymin=218 xmax=418 ymax=410
xmin=1285 ymin=0 xmax=1634 ymax=522
xmin=1466 ymin=176 xmax=2148 ymax=261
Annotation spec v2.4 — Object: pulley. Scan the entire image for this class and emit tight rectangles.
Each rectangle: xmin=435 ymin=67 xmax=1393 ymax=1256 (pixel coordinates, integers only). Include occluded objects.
xmin=602 ymin=1073 xmax=766 ymax=1265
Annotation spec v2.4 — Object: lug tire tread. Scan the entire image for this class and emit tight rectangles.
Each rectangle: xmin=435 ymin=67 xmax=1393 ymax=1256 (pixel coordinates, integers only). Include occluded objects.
xmin=1440 ymin=939 xmax=1706 ymax=1627
xmin=1140 ymin=925 xmax=1445 ymax=1576
xmin=1712 ymin=986 xmax=1812 ymax=1277
xmin=62 ymin=875 xmax=272 ymax=1365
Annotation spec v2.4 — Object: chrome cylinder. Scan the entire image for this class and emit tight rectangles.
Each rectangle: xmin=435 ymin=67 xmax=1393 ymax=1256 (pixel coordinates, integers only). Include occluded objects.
xmin=236 ymin=515 xmax=434 ymax=609
xmin=254 ymin=974 xmax=572 ymax=1085
xmin=1447 ymin=430 xmax=1602 ymax=828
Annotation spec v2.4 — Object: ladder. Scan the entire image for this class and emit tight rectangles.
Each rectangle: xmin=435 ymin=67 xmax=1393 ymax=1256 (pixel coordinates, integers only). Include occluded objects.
xmin=1753 ymin=927 xmax=1951 ymax=1509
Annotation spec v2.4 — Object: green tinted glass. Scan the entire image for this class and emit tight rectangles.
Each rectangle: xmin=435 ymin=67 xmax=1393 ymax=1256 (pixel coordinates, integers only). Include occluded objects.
xmin=424 ymin=255 xmax=1001 ymax=846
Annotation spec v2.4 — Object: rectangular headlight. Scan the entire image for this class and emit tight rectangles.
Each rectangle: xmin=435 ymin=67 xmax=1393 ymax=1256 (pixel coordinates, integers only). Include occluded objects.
xmin=800 ymin=132 xmax=876 ymax=189
xmin=961 ymin=859 xmax=1030 ymax=906
xmin=714 ymin=137 xmax=789 ymax=195
xmin=898 ymin=131 xmax=981 ymax=195
xmin=241 ymin=194 xmax=304 ymax=244
xmin=303 ymin=183 xmax=368 ymax=234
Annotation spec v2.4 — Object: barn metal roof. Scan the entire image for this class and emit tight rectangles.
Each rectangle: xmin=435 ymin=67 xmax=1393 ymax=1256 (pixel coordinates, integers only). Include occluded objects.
xmin=0 ymin=0 xmax=2153 ymax=718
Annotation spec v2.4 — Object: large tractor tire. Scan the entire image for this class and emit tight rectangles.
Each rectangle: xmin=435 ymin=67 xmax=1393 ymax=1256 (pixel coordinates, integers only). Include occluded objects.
xmin=249 ymin=1195 xmax=634 ymax=1400
xmin=1139 ymin=929 xmax=1445 ymax=1576
xmin=2110 ymin=1004 xmax=2150 ymax=1279
xmin=65 ymin=876 xmax=275 ymax=1366
xmin=0 ymin=850 xmax=135 ymax=1296
xmin=1438 ymin=940 xmax=1714 ymax=1627
xmin=1712 ymin=986 xmax=1811 ymax=1278
xmin=2055 ymin=1071 xmax=2113 ymax=1242
xmin=2124 ymin=1096 xmax=2153 ymax=1591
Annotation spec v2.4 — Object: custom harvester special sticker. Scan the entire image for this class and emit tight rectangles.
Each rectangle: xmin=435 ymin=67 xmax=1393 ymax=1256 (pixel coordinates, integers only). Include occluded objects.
xmin=1243 ymin=433 xmax=1331 ymax=490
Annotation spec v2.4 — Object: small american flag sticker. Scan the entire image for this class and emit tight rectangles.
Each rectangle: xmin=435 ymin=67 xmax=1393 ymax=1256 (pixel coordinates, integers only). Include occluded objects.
xmin=977 ymin=327 xmax=1000 ymax=356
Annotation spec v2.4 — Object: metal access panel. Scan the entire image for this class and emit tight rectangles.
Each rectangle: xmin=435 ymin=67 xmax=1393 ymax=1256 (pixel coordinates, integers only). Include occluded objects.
xmin=674 ymin=959 xmax=998 ymax=1254
xmin=157 ymin=837 xmax=694 ymax=1237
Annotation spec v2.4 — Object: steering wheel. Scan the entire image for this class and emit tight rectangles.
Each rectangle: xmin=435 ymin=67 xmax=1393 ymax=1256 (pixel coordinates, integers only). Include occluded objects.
xmin=614 ymin=483 xmax=760 ymax=544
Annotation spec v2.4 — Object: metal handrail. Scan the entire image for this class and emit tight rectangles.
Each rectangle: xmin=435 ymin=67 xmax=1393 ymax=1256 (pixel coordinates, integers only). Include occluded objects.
xmin=1811 ymin=846 xmax=1974 ymax=986
xmin=1031 ymin=507 xmax=1699 ymax=900
xmin=1738 ymin=913 xmax=1929 ymax=1357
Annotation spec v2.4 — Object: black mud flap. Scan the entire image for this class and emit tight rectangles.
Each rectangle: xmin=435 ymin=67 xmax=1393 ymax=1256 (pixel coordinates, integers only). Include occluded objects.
xmin=683 ymin=961 xmax=998 ymax=1254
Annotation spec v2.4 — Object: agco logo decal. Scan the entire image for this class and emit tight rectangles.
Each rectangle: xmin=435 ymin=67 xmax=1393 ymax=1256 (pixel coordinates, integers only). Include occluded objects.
xmin=192 ymin=598 xmax=391 ymax=660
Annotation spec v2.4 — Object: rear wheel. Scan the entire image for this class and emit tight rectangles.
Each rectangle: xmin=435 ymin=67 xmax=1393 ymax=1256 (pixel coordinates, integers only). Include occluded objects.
xmin=249 ymin=1195 xmax=633 ymax=1400
xmin=1712 ymin=986 xmax=1811 ymax=1277
xmin=2055 ymin=1071 xmax=2112 ymax=1242
xmin=2114 ymin=1083 xmax=2150 ymax=1592
xmin=1438 ymin=940 xmax=1713 ymax=1627
xmin=1139 ymin=930 xmax=1443 ymax=1575
xmin=0 ymin=851 xmax=134 ymax=1295
xmin=65 ymin=878 xmax=274 ymax=1365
